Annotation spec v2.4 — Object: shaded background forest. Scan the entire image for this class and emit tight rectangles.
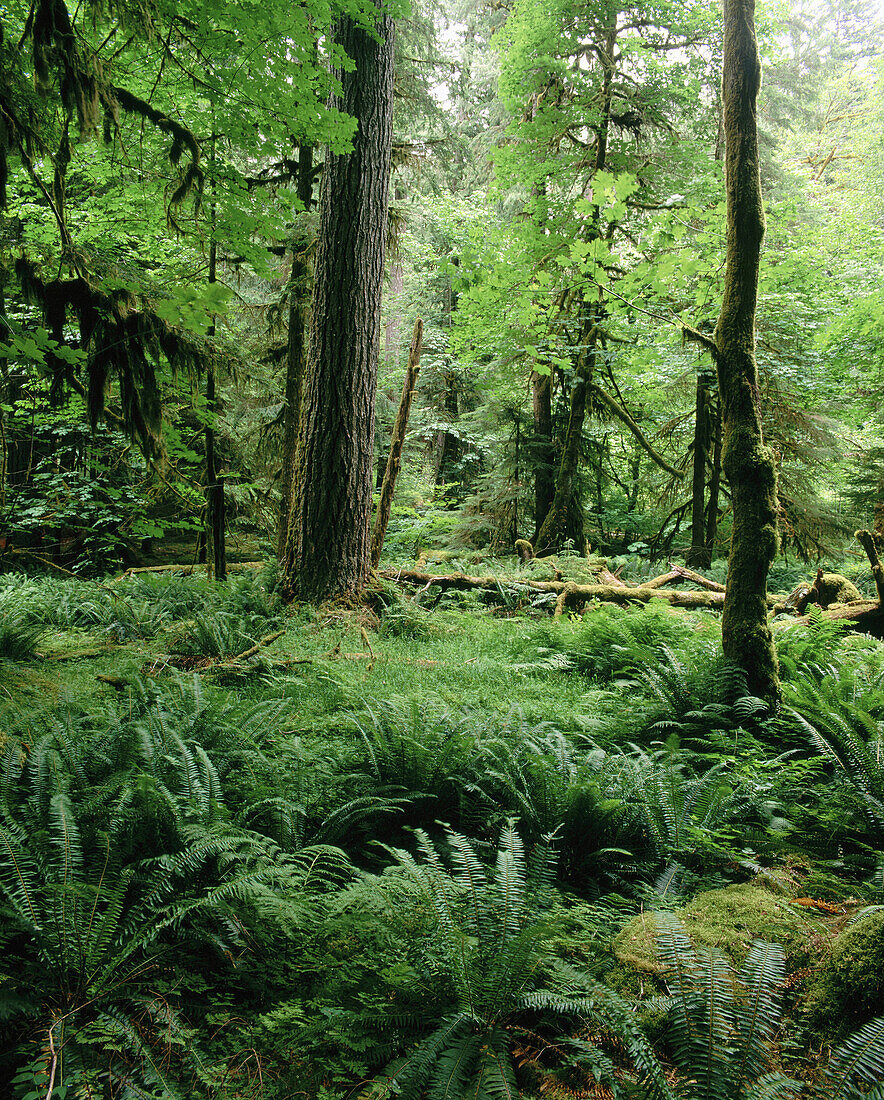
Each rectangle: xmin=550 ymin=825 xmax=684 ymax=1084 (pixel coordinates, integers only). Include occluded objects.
xmin=2 ymin=0 xmax=884 ymax=575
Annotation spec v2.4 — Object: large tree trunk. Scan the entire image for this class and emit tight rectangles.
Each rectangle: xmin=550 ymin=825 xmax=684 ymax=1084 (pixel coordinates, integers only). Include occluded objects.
xmin=535 ymin=337 xmax=592 ymax=554
xmin=281 ymin=12 xmax=395 ymax=602
xmin=370 ymin=318 xmax=423 ymax=568
xmin=714 ymin=0 xmax=779 ymax=702
xmin=277 ymin=146 xmax=315 ymax=559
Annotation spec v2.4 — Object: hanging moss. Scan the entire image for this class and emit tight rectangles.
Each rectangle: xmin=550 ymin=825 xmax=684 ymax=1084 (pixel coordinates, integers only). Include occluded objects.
xmin=11 ymin=256 xmax=221 ymax=463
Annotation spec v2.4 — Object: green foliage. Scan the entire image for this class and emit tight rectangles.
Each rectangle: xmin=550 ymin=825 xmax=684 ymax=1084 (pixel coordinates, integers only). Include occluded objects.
xmin=789 ymin=694 xmax=884 ymax=842
xmin=0 ymin=592 xmax=45 ymax=661
xmin=520 ymin=604 xmax=700 ymax=684
xmin=654 ymin=912 xmax=802 ymax=1099
xmin=371 ymin=823 xmax=675 ymax=1100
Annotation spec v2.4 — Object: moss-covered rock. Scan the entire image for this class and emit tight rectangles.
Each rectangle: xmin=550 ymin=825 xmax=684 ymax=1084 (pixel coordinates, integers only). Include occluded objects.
xmin=608 ymin=881 xmax=832 ymax=994
xmin=806 ymin=911 xmax=884 ymax=1037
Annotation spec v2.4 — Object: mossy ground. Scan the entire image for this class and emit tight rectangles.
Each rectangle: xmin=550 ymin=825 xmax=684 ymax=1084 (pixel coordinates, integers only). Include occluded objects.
xmin=2 ymin=563 xmax=883 ymax=1089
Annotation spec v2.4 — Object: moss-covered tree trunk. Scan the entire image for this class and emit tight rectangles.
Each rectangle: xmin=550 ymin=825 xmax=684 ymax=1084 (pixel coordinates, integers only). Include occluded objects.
xmin=714 ymin=0 xmax=779 ymax=702
xmin=535 ymin=316 xmax=595 ymax=554
xmin=705 ymin=399 xmax=723 ymax=552
xmin=280 ymin=12 xmax=395 ymax=602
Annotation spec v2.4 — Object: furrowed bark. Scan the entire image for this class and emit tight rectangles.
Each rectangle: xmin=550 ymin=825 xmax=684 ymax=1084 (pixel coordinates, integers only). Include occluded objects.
xmin=281 ymin=12 xmax=395 ymax=601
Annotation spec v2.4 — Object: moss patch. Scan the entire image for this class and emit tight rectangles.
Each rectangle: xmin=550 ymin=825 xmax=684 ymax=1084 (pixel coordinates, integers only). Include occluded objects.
xmin=609 ymin=881 xmax=833 ymax=993
xmin=806 ymin=911 xmax=884 ymax=1037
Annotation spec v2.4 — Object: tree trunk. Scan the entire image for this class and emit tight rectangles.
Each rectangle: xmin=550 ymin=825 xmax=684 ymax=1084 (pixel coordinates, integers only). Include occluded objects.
xmin=535 ymin=314 xmax=595 ymax=554
xmin=205 ymin=165 xmax=226 ymax=582
xmin=277 ymin=145 xmax=315 ymax=559
xmin=531 ymin=368 xmax=555 ymax=541
xmin=434 ymin=366 xmax=460 ymax=484
xmin=873 ymin=476 xmax=884 ymax=541
xmin=705 ymin=399 xmax=723 ymax=551
xmin=686 ymin=372 xmax=711 ymax=568
xmin=281 ymin=12 xmax=395 ymax=602
xmin=714 ymin=0 xmax=778 ymax=702
xmin=205 ymin=365 xmax=227 ymax=581
xmin=371 ymin=318 xmax=423 ymax=568
xmin=384 ymin=185 xmax=405 ymax=361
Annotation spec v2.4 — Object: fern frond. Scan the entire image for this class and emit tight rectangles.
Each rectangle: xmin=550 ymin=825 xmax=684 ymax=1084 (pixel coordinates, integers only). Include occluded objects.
xmin=742 ymin=1071 xmax=802 ymax=1099
xmin=822 ymin=1015 xmax=884 ymax=1095
xmin=733 ymin=940 xmax=786 ymax=1084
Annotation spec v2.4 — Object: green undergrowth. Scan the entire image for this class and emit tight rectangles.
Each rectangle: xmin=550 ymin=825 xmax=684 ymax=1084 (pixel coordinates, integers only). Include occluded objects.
xmin=2 ymin=569 xmax=884 ymax=1096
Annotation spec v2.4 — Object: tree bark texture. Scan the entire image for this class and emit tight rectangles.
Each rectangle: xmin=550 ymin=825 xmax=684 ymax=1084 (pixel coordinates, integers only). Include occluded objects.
xmin=371 ymin=318 xmax=423 ymax=568
xmin=281 ymin=13 xmax=395 ymax=602
xmin=715 ymin=0 xmax=779 ymax=702
xmin=277 ymin=146 xmax=314 ymax=559
xmin=535 ymin=357 xmax=590 ymax=554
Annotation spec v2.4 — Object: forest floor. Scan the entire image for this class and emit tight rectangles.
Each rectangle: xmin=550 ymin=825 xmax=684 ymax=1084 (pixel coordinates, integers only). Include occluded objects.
xmin=1 ymin=561 xmax=883 ymax=1096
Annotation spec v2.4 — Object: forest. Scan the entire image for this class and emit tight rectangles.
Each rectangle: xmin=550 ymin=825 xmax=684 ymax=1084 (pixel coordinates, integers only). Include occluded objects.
xmin=2 ymin=0 xmax=884 ymax=1095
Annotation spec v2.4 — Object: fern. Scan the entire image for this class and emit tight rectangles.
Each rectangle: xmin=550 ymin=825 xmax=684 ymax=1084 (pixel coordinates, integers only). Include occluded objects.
xmin=653 ymin=914 xmax=801 ymax=1100
xmin=370 ymin=825 xmax=674 ymax=1100
xmin=820 ymin=1015 xmax=884 ymax=1098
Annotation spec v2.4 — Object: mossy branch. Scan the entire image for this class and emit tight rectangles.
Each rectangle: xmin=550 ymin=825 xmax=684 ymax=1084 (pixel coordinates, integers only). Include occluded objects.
xmin=587 ymin=382 xmax=683 ymax=479
xmin=856 ymin=529 xmax=884 ymax=605
xmin=681 ymin=324 xmax=720 ymax=360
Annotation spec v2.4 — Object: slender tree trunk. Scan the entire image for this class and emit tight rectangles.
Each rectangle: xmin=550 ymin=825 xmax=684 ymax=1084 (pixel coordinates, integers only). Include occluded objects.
xmin=531 ymin=368 xmax=555 ymax=541
xmin=205 ymin=140 xmax=226 ymax=581
xmin=371 ymin=318 xmax=423 ymax=568
xmin=873 ymin=474 xmax=884 ymax=541
xmin=535 ymin=17 xmax=616 ymax=555
xmin=205 ymin=363 xmax=226 ymax=580
xmin=277 ymin=145 xmax=315 ymax=559
xmin=686 ymin=373 xmax=711 ymax=568
xmin=434 ymin=366 xmax=460 ymax=484
xmin=714 ymin=0 xmax=778 ymax=702
xmin=705 ymin=400 xmax=723 ymax=550
xmin=384 ymin=185 xmax=405 ymax=361
xmin=281 ymin=12 xmax=395 ymax=602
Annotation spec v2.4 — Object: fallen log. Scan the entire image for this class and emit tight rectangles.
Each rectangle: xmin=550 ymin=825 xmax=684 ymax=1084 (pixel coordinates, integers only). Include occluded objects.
xmin=643 ymin=564 xmax=727 ymax=592
xmin=380 ymin=567 xmax=781 ymax=612
xmin=115 ymin=561 xmax=265 ymax=578
xmin=597 ymin=567 xmax=629 ymax=587
xmin=553 ymin=582 xmax=727 ymax=617
xmin=787 ymin=530 xmax=884 ymax=639
xmin=791 ymin=600 xmax=884 ymax=640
